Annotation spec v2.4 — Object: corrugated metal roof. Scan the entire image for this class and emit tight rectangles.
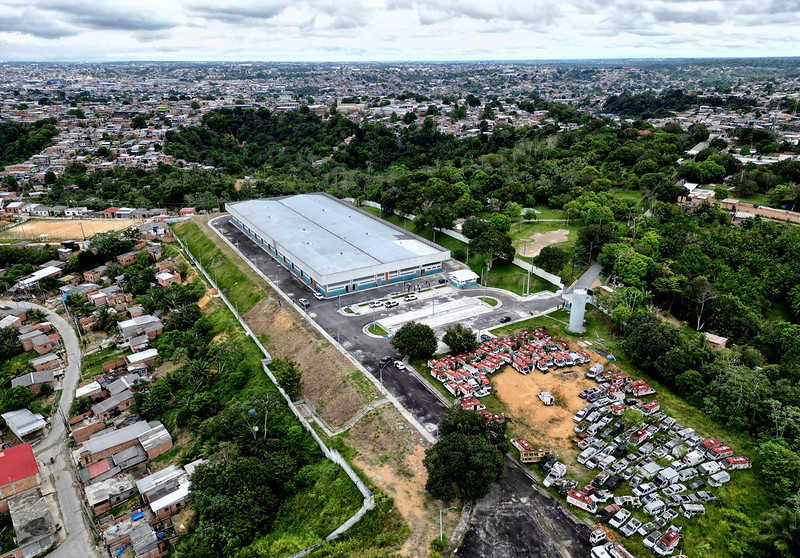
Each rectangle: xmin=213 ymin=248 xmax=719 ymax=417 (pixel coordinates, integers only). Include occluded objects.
xmin=228 ymin=194 xmax=445 ymax=277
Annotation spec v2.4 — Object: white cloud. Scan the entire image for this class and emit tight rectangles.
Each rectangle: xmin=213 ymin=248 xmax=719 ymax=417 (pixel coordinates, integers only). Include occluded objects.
xmin=0 ymin=0 xmax=798 ymax=61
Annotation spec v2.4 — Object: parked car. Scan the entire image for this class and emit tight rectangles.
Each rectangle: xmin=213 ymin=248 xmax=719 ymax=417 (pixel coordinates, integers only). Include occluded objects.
xmin=662 ymin=484 xmax=687 ymax=496
xmin=313 ymin=292 xmax=324 ymax=300
xmin=687 ymin=480 xmax=706 ymax=491
xmin=394 ymin=360 xmax=406 ymax=370
xmin=369 ymin=301 xmax=383 ymax=308
xmin=597 ymin=504 xmax=620 ymax=522
xmin=609 ymin=508 xmax=631 ymax=529
xmin=605 ymin=475 xmax=623 ymax=490
xmin=633 ymin=482 xmax=657 ymax=497
xmin=380 ymin=356 xmax=392 ymax=367
xmin=499 ymin=316 xmax=512 ymax=323
xmin=538 ymin=392 xmax=555 ymax=405
xmin=298 ymin=298 xmax=309 ymax=307
xmin=643 ymin=530 xmax=663 ymax=549
xmin=403 ymin=294 xmax=417 ymax=302
xmin=385 ymin=300 xmax=399 ymax=308
xmin=620 ymin=517 xmax=642 ymax=537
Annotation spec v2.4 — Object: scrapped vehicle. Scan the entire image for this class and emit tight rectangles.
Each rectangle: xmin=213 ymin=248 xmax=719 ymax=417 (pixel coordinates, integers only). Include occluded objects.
xmin=538 ymin=392 xmax=555 ymax=405
xmin=608 ymin=508 xmax=631 ymax=529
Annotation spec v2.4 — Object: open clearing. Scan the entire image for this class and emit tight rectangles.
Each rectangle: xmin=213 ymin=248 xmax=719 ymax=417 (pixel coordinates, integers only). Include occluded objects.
xmin=517 ymin=229 xmax=570 ymax=257
xmin=2 ymin=218 xmax=138 ymax=240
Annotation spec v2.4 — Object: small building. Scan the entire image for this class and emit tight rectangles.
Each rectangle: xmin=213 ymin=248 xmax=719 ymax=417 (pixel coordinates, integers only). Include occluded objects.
xmin=0 ymin=443 xmax=40 ymax=513
xmin=155 ymin=270 xmax=180 ymax=287
xmin=705 ymin=333 xmax=728 ymax=349
xmin=91 ymin=389 xmax=135 ymax=421
xmin=130 ymin=522 xmax=159 ymax=557
xmin=85 ymin=474 xmax=137 ymax=516
xmin=8 ymin=492 xmax=55 ymax=558
xmin=29 ymin=353 xmax=60 ymax=372
xmin=449 ymin=269 xmax=479 ymax=289
xmin=30 ymin=334 xmax=54 ymax=355
xmin=125 ymin=348 xmax=159 ymax=370
xmin=11 ymin=370 xmax=55 ymax=395
xmin=75 ymin=380 xmax=103 ymax=401
xmin=116 ymin=251 xmax=140 ymax=266
xmin=118 ymin=315 xmax=163 ymax=342
xmin=180 ymin=207 xmax=197 ymax=216
xmin=83 ymin=266 xmax=107 ymax=283
xmin=2 ymin=409 xmax=47 ymax=441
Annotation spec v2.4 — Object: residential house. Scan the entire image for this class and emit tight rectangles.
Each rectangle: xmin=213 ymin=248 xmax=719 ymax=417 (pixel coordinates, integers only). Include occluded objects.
xmin=91 ymin=389 xmax=135 ymax=421
xmin=116 ymin=251 xmax=140 ymax=266
xmin=1 ymin=409 xmax=47 ymax=441
xmin=30 ymin=334 xmax=55 ymax=355
xmin=0 ymin=314 xmax=21 ymax=329
xmin=64 ymin=206 xmax=89 ymax=217
xmin=8 ymin=492 xmax=55 ymax=557
xmin=83 ymin=266 xmax=107 ymax=283
xmin=30 ymin=353 xmax=60 ymax=371
xmin=102 ymin=207 xmax=120 ymax=219
xmin=79 ymin=420 xmax=170 ymax=466
xmin=0 ymin=443 xmax=40 ymax=513
xmin=11 ymin=370 xmax=55 ymax=395
xmin=705 ymin=333 xmax=728 ymax=349
xmin=144 ymin=245 xmax=163 ymax=261
xmin=85 ymin=474 xmax=137 ymax=516
xmin=179 ymin=207 xmax=196 ymax=216
xmin=57 ymin=247 xmax=73 ymax=261
xmin=118 ymin=315 xmax=163 ymax=342
xmin=155 ymin=270 xmax=180 ymax=287
xmin=130 ymin=523 xmax=159 ymax=557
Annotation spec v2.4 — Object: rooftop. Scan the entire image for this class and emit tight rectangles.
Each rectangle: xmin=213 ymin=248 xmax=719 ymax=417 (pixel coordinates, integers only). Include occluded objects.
xmin=0 ymin=443 xmax=39 ymax=486
xmin=227 ymin=194 xmax=446 ymax=278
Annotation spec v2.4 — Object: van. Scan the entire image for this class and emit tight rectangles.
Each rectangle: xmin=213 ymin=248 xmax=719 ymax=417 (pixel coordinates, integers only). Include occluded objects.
xmin=644 ymin=499 xmax=666 ymax=515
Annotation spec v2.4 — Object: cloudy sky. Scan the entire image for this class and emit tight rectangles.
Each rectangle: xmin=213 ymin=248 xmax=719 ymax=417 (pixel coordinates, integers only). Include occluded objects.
xmin=1 ymin=0 xmax=799 ymax=61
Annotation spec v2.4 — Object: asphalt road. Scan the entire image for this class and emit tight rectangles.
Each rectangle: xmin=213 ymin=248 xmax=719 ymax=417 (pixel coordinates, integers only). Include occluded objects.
xmin=211 ymin=215 xmax=593 ymax=556
xmin=3 ymin=300 xmax=101 ymax=558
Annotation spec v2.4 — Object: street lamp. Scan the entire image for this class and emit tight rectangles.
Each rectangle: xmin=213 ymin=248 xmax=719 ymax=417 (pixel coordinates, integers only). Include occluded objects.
xmin=440 ymin=506 xmax=459 ymax=542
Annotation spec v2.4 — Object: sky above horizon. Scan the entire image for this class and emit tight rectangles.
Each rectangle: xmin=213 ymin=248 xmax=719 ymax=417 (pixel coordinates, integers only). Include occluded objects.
xmin=2 ymin=0 xmax=799 ymax=62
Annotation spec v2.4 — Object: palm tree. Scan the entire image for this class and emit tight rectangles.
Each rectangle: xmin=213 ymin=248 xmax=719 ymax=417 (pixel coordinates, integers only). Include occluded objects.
xmin=27 ymin=308 xmax=46 ymax=323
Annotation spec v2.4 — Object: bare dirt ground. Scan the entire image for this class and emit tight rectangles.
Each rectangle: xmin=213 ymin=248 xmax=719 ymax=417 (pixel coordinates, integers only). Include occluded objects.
xmin=345 ymin=405 xmax=447 ymax=558
xmin=493 ymin=365 xmax=595 ymax=454
xmin=3 ymin=218 xmax=139 ymax=240
xmin=518 ymin=229 xmax=570 ymax=258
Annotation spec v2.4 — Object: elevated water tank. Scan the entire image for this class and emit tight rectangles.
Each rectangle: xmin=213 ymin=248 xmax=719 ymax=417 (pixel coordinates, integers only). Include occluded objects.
xmin=567 ymin=289 xmax=587 ymax=333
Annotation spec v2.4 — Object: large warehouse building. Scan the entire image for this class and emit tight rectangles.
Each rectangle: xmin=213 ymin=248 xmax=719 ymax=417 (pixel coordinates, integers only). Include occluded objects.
xmin=226 ymin=194 xmax=450 ymax=297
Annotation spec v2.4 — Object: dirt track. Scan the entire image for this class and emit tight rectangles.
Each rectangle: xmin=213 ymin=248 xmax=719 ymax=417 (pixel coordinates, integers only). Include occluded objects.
xmin=518 ymin=229 xmax=570 ymax=257
xmin=3 ymin=218 xmax=138 ymax=240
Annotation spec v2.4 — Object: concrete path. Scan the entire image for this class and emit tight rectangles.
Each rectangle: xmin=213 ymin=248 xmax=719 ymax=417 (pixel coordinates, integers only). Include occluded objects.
xmin=566 ymin=262 xmax=603 ymax=293
xmin=2 ymin=300 xmax=101 ymax=558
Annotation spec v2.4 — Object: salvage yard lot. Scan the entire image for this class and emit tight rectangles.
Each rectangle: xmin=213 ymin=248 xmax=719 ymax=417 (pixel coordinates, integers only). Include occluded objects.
xmin=488 ymin=309 xmax=768 ymax=558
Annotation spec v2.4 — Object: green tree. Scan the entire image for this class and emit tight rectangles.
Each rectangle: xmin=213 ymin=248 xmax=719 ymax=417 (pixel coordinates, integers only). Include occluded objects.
xmin=487 ymin=213 xmax=511 ymax=233
xmin=2 ymin=386 xmax=35 ymax=413
xmin=44 ymin=170 xmax=56 ymax=185
xmin=532 ymin=246 xmax=569 ymax=274
xmin=190 ymin=101 xmax=200 ymax=110
xmin=131 ymin=115 xmax=148 ymax=129
xmin=69 ymin=396 xmax=93 ymax=417
xmin=424 ymin=407 xmax=505 ymax=503
xmin=461 ymin=217 xmax=488 ymax=240
xmin=391 ymin=321 xmax=437 ymax=359
xmin=272 ymin=358 xmax=304 ymax=400
xmin=443 ymin=323 xmax=478 ymax=354
xmin=469 ymin=229 xmax=515 ymax=266
xmin=757 ymin=440 xmax=800 ymax=501
xmin=402 ymin=111 xmax=417 ymax=124
xmin=0 ymin=328 xmax=23 ymax=362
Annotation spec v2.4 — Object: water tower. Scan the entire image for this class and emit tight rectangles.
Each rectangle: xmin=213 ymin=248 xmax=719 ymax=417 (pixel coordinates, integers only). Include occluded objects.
xmin=567 ymin=288 xmax=587 ymax=333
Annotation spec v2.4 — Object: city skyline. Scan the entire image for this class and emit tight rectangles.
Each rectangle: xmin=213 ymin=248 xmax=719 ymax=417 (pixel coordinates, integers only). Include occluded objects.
xmin=2 ymin=0 xmax=800 ymax=62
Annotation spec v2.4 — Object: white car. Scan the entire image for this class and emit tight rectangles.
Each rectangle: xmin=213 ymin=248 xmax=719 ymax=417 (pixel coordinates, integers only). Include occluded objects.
xmin=633 ymin=482 xmax=657 ymax=497
xmin=298 ymin=298 xmax=309 ymax=307
xmin=313 ymin=292 xmax=324 ymax=300
xmin=620 ymin=517 xmax=642 ymax=537
xmin=662 ymin=483 xmax=687 ymax=496
xmin=403 ymin=294 xmax=417 ymax=302
xmin=609 ymin=508 xmax=631 ymax=529
xmin=385 ymin=300 xmax=399 ymax=308
xmin=394 ymin=360 xmax=406 ymax=370
xmin=369 ymin=301 xmax=383 ymax=308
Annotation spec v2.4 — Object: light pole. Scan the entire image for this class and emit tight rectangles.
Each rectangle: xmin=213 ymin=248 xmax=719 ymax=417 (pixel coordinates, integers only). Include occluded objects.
xmin=440 ymin=506 xmax=458 ymax=543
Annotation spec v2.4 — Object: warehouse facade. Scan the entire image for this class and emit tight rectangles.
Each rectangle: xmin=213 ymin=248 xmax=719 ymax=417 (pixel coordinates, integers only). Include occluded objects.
xmin=226 ymin=194 xmax=450 ymax=297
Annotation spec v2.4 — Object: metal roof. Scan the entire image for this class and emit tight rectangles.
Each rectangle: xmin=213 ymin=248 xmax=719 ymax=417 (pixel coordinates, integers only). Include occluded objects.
xmin=227 ymin=194 xmax=446 ymax=278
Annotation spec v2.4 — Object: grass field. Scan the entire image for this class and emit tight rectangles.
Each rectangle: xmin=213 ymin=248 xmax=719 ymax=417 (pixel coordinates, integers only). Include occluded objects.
xmin=359 ymin=206 xmax=559 ymax=295
xmin=1 ymin=218 xmax=138 ymax=241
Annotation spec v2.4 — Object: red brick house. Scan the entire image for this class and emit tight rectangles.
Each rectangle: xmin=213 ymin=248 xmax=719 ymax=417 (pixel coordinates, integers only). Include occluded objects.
xmin=0 ymin=443 xmax=40 ymax=513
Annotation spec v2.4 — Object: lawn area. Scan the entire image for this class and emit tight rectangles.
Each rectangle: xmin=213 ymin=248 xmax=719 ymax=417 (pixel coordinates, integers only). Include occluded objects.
xmin=478 ymin=296 xmax=498 ymax=307
xmin=81 ymin=345 xmax=131 ymax=380
xmin=489 ymin=306 xmax=769 ymax=558
xmin=609 ymin=188 xmax=647 ymax=205
xmin=368 ymin=323 xmax=388 ymax=336
xmin=172 ymin=219 xmax=264 ymax=314
xmin=508 ymin=219 xmax=580 ymax=248
xmin=359 ymin=206 xmax=559 ymax=294
xmin=733 ymin=192 xmax=770 ymax=206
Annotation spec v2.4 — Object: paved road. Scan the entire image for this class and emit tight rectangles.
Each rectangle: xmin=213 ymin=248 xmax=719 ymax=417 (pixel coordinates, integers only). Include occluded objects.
xmin=566 ymin=262 xmax=603 ymax=293
xmin=3 ymin=300 xmax=101 ymax=558
xmin=210 ymin=216 xmax=592 ymax=556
